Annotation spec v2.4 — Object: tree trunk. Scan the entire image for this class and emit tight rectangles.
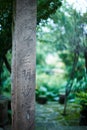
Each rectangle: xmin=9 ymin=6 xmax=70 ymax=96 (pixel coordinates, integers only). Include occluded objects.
xmin=11 ymin=0 xmax=36 ymax=130
xmin=0 ymin=58 xmax=3 ymax=94
xmin=63 ymin=51 xmax=79 ymax=115
xmin=84 ymin=50 xmax=87 ymax=74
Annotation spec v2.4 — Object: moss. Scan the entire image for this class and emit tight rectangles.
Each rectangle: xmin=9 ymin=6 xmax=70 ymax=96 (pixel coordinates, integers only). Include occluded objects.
xmin=36 ymin=102 xmax=81 ymax=126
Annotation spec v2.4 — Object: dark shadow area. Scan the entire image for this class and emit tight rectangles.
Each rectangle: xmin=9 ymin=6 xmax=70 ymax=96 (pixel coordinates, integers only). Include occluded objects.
xmin=0 ymin=0 xmax=12 ymax=129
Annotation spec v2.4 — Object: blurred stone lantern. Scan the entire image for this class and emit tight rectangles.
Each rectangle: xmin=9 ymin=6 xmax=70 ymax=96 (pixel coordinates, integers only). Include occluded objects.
xmin=59 ymin=90 xmax=65 ymax=104
xmin=0 ymin=95 xmax=8 ymax=126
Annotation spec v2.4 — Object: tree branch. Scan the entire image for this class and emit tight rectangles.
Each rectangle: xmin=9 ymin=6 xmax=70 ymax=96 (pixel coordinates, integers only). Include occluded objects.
xmin=63 ymin=50 xmax=79 ymax=115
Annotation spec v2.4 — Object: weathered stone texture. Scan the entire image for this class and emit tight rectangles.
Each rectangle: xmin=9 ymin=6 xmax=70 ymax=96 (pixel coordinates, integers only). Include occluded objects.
xmin=11 ymin=0 xmax=36 ymax=130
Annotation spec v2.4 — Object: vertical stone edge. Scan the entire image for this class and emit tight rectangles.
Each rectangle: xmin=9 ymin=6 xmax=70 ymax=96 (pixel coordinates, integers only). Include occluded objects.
xmin=11 ymin=0 xmax=36 ymax=130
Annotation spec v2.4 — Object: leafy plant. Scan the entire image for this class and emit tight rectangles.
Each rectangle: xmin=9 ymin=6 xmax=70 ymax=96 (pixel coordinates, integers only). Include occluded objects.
xmin=72 ymin=75 xmax=87 ymax=92
xmin=76 ymin=92 xmax=87 ymax=108
xmin=36 ymin=85 xmax=59 ymax=101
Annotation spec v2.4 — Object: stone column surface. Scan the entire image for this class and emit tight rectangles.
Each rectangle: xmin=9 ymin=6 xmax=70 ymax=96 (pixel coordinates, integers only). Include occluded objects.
xmin=11 ymin=0 xmax=36 ymax=130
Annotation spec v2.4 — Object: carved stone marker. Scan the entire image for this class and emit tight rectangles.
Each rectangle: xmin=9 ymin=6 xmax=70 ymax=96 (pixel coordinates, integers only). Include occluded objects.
xmin=11 ymin=0 xmax=36 ymax=130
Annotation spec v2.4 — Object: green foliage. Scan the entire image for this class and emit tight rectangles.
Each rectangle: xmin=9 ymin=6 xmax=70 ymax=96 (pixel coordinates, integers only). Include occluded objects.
xmin=0 ymin=0 xmax=12 ymax=92
xmin=36 ymin=0 xmax=87 ymax=105
xmin=72 ymin=75 xmax=87 ymax=92
xmin=0 ymin=0 xmax=12 ymax=57
xmin=36 ymin=85 xmax=59 ymax=101
xmin=37 ymin=0 xmax=62 ymax=24
xmin=76 ymin=92 xmax=87 ymax=108
xmin=0 ymin=51 xmax=11 ymax=96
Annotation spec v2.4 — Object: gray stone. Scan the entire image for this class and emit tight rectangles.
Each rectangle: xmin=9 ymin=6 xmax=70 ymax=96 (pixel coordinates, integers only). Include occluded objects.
xmin=12 ymin=0 xmax=36 ymax=130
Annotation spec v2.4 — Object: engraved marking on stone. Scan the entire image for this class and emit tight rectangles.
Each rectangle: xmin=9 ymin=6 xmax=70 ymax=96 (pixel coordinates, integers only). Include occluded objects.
xmin=22 ymin=69 xmax=31 ymax=80
xmin=18 ymin=28 xmax=33 ymax=42
xmin=21 ymin=54 xmax=31 ymax=65
xmin=22 ymin=85 xmax=32 ymax=97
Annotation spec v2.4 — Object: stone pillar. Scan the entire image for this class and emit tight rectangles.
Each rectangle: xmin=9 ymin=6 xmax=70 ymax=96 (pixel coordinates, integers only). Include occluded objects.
xmin=11 ymin=0 xmax=36 ymax=130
